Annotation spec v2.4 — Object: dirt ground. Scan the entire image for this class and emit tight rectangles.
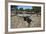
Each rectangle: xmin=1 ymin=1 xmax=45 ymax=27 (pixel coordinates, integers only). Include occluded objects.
xmin=11 ymin=14 xmax=41 ymax=28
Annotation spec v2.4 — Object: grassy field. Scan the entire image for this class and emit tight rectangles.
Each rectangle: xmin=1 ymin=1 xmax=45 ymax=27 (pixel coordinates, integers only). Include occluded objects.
xmin=11 ymin=14 xmax=41 ymax=28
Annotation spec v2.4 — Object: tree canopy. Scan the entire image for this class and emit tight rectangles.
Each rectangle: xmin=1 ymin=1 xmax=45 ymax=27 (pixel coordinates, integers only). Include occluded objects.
xmin=32 ymin=6 xmax=41 ymax=13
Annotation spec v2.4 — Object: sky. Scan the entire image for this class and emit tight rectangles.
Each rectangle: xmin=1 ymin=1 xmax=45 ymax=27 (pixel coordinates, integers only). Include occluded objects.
xmin=17 ymin=6 xmax=32 ymax=9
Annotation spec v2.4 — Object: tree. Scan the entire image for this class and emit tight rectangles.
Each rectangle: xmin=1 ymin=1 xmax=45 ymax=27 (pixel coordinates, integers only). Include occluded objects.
xmin=32 ymin=6 xmax=41 ymax=16
xmin=25 ymin=9 xmax=31 ymax=12
xmin=11 ymin=5 xmax=18 ymax=15
xmin=19 ymin=8 xmax=24 ymax=11
xmin=11 ymin=5 xmax=18 ymax=11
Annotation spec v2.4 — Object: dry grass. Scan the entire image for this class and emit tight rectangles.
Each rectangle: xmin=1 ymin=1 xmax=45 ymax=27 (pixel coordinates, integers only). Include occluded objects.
xmin=11 ymin=14 xmax=41 ymax=28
